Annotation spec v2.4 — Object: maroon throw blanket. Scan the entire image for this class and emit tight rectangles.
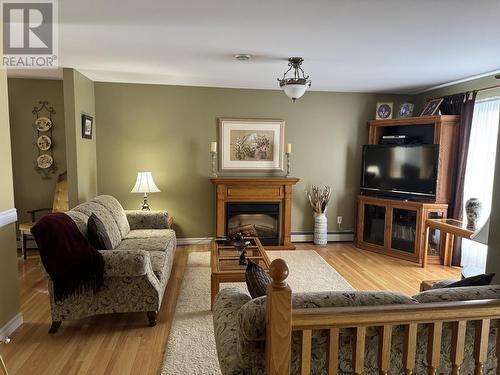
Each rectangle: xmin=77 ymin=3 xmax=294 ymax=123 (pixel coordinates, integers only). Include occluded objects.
xmin=31 ymin=212 xmax=104 ymax=302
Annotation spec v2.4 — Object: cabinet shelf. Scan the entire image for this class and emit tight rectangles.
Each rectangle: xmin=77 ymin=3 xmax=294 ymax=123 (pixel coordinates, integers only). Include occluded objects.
xmin=355 ymin=195 xmax=448 ymax=264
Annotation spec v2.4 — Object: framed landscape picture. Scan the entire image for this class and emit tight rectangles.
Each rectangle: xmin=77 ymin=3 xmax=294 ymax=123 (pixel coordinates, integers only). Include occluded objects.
xmin=218 ymin=118 xmax=284 ymax=171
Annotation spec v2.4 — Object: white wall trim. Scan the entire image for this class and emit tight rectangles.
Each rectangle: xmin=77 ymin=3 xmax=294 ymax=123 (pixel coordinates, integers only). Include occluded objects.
xmin=0 ymin=313 xmax=23 ymax=342
xmin=176 ymin=233 xmax=355 ymax=245
xmin=414 ymin=69 xmax=500 ymax=94
xmin=176 ymin=237 xmax=214 ymax=245
xmin=0 ymin=208 xmax=17 ymax=229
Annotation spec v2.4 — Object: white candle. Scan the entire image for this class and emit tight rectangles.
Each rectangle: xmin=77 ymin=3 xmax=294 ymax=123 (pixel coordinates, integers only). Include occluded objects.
xmin=286 ymin=143 xmax=292 ymax=154
xmin=211 ymin=142 xmax=217 ymax=153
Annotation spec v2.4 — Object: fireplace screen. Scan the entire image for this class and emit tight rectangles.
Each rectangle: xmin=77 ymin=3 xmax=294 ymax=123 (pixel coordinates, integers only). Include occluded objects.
xmin=226 ymin=202 xmax=280 ymax=246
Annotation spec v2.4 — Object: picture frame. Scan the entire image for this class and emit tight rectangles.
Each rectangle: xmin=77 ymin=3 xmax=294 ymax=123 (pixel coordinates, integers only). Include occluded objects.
xmin=420 ymin=98 xmax=443 ymax=116
xmin=218 ymin=118 xmax=285 ymax=172
xmin=81 ymin=114 xmax=93 ymax=139
xmin=398 ymin=102 xmax=415 ymax=118
xmin=375 ymin=102 xmax=393 ymax=120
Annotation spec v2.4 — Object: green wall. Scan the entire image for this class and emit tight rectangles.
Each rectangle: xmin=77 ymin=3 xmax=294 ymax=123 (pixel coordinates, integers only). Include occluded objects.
xmin=63 ymin=69 xmax=97 ymax=207
xmin=94 ymin=82 xmax=408 ymax=238
xmin=7 ymin=78 xmax=66 ymax=225
xmin=0 ymin=69 xmax=21 ymax=329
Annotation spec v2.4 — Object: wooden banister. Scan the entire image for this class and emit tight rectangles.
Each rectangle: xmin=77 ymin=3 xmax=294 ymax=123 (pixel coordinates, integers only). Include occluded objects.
xmin=266 ymin=259 xmax=292 ymax=375
xmin=264 ymin=258 xmax=500 ymax=375
xmin=292 ymin=300 xmax=500 ymax=330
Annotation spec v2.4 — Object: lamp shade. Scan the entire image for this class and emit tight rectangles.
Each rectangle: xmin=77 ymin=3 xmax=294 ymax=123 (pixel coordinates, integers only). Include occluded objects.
xmin=471 ymin=217 xmax=490 ymax=245
xmin=282 ymin=84 xmax=308 ymax=101
xmin=131 ymin=172 xmax=160 ymax=193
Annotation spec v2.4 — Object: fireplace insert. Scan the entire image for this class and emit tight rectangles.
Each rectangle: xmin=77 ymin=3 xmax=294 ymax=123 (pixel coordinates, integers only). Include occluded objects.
xmin=226 ymin=202 xmax=280 ymax=246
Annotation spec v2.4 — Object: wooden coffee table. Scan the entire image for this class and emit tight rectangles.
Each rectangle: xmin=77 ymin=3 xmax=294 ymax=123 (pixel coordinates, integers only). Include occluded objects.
xmin=210 ymin=237 xmax=271 ymax=308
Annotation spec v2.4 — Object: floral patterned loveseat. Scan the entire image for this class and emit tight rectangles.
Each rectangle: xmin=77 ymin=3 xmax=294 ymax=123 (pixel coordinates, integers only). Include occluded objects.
xmin=213 ymin=284 xmax=500 ymax=374
xmin=46 ymin=195 xmax=176 ymax=333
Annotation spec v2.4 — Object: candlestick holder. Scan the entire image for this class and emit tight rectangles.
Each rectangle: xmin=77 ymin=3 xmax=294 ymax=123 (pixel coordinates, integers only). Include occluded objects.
xmin=285 ymin=152 xmax=291 ymax=177
xmin=211 ymin=151 xmax=218 ymax=177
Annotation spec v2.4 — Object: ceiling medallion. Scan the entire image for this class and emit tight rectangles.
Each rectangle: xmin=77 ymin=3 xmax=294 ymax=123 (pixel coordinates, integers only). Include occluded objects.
xmin=277 ymin=57 xmax=311 ymax=102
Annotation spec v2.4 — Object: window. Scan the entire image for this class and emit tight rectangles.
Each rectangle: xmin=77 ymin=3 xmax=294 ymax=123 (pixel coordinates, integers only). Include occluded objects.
xmin=461 ymin=97 xmax=500 ymax=272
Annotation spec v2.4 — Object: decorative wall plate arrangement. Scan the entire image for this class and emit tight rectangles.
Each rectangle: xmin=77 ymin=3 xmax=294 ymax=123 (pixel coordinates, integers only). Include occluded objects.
xmin=35 ymin=116 xmax=53 ymax=131
xmin=37 ymin=135 xmax=52 ymax=151
xmin=32 ymin=101 xmax=57 ymax=179
xmin=375 ymin=102 xmax=393 ymax=120
xmin=36 ymin=154 xmax=54 ymax=169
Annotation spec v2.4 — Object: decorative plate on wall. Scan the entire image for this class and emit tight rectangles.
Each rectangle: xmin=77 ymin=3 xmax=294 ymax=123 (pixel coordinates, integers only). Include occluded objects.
xmin=37 ymin=135 xmax=52 ymax=151
xmin=36 ymin=154 xmax=54 ymax=169
xmin=35 ymin=116 xmax=53 ymax=131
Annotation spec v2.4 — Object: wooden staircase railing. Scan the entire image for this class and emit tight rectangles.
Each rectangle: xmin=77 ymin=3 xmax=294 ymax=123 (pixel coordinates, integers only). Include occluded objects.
xmin=265 ymin=259 xmax=500 ymax=375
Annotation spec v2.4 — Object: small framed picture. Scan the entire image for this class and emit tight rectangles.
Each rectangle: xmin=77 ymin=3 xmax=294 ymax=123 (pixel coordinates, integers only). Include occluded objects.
xmin=420 ymin=98 xmax=443 ymax=116
xmin=398 ymin=102 xmax=415 ymax=118
xmin=375 ymin=102 xmax=393 ymax=120
xmin=82 ymin=114 xmax=93 ymax=139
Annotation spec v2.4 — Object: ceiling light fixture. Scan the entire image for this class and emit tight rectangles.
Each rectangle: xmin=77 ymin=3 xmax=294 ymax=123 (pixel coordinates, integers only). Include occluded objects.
xmin=234 ymin=54 xmax=251 ymax=61
xmin=277 ymin=57 xmax=311 ymax=102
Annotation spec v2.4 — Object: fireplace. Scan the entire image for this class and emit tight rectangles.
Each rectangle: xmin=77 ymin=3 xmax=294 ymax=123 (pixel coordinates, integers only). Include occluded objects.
xmin=210 ymin=177 xmax=299 ymax=249
xmin=226 ymin=202 xmax=280 ymax=246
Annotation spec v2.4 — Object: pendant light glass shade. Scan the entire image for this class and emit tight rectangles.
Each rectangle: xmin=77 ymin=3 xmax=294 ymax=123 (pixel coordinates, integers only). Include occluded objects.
xmin=277 ymin=57 xmax=311 ymax=102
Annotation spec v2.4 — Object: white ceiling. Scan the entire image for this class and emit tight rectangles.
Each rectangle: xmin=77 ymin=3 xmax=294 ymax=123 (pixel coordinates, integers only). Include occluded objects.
xmin=9 ymin=0 xmax=500 ymax=93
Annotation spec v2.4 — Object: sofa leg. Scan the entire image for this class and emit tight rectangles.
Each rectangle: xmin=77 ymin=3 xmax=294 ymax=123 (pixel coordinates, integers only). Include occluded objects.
xmin=147 ymin=311 xmax=157 ymax=327
xmin=48 ymin=321 xmax=61 ymax=334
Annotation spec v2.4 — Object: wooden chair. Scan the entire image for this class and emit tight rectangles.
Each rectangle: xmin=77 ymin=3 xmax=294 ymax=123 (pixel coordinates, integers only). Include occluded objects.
xmin=18 ymin=172 xmax=69 ymax=259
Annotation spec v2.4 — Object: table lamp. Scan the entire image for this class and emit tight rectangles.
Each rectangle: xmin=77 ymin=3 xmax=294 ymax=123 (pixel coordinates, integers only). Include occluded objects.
xmin=131 ymin=172 xmax=160 ymax=210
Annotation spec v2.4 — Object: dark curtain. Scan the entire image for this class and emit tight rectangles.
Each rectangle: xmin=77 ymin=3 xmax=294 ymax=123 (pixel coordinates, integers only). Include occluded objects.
xmin=439 ymin=91 xmax=477 ymax=266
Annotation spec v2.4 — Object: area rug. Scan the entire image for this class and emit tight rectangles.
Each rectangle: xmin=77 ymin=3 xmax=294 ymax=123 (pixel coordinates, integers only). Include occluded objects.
xmin=160 ymin=250 xmax=353 ymax=375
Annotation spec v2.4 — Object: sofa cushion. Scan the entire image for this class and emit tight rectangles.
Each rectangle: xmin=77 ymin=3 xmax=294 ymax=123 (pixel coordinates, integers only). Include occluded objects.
xmin=445 ymin=273 xmax=495 ymax=288
xmin=88 ymin=213 xmax=113 ymax=250
xmin=238 ymin=290 xmax=417 ymax=342
xmin=125 ymin=229 xmax=174 ymax=239
xmin=91 ymin=195 xmax=130 ymax=238
xmin=65 ymin=210 xmax=90 ymax=237
xmin=149 ymin=251 xmax=166 ymax=280
xmin=115 ymin=233 xmax=174 ymax=253
xmin=72 ymin=202 xmax=122 ymax=249
xmin=413 ymin=284 xmax=500 ymax=303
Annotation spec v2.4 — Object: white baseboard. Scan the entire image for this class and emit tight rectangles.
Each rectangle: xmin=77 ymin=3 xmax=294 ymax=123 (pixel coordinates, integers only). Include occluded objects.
xmin=291 ymin=232 xmax=355 ymax=242
xmin=0 ymin=208 xmax=17 ymax=229
xmin=0 ymin=313 xmax=23 ymax=342
xmin=176 ymin=233 xmax=355 ymax=245
xmin=176 ymin=237 xmax=214 ymax=245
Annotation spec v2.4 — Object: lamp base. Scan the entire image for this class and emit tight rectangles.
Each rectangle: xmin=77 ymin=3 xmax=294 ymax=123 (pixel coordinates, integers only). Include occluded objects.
xmin=141 ymin=193 xmax=151 ymax=210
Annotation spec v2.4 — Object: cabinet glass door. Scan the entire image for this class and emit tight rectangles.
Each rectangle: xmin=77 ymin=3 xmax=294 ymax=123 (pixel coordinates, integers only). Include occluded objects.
xmin=426 ymin=211 xmax=445 ymax=257
xmin=363 ymin=204 xmax=386 ymax=246
xmin=391 ymin=208 xmax=418 ymax=253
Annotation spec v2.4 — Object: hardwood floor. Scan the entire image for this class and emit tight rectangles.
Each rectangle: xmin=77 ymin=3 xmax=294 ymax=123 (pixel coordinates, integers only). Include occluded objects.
xmin=1 ymin=243 xmax=460 ymax=374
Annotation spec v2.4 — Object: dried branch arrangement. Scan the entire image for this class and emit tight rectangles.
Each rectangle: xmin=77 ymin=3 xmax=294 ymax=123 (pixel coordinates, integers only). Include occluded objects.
xmin=306 ymin=185 xmax=331 ymax=214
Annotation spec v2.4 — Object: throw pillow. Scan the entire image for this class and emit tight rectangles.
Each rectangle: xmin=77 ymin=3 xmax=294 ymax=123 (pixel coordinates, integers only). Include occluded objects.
xmin=245 ymin=260 xmax=271 ymax=299
xmin=87 ymin=213 xmax=113 ymax=250
xmin=444 ymin=273 xmax=495 ymax=288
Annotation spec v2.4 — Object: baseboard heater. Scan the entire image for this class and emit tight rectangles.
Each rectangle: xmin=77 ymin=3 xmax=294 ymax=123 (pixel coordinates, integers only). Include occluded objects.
xmin=291 ymin=231 xmax=355 ymax=242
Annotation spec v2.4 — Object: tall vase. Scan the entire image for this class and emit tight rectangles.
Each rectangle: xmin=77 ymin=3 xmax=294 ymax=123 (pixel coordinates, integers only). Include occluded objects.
xmin=314 ymin=213 xmax=328 ymax=246
xmin=465 ymin=198 xmax=482 ymax=230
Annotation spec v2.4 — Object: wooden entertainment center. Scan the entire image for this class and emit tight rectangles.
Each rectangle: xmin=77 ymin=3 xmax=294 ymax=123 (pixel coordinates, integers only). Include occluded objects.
xmin=355 ymin=115 xmax=460 ymax=265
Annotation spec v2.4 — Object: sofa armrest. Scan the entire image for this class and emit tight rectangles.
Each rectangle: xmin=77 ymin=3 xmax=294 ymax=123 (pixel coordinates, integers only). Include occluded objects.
xmin=100 ymin=249 xmax=153 ymax=277
xmin=125 ymin=210 xmax=171 ymax=230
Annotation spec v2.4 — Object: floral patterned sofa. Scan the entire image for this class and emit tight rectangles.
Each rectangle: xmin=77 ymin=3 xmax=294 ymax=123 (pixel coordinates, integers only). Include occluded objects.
xmin=46 ymin=195 xmax=176 ymax=333
xmin=213 ymin=284 xmax=500 ymax=374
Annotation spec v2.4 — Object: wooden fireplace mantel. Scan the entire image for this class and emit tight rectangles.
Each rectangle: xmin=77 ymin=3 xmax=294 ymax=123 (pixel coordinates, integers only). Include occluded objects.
xmin=210 ymin=177 xmax=300 ymax=250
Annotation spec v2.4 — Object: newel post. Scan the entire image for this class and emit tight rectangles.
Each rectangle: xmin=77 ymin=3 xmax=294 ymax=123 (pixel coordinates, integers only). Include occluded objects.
xmin=266 ymin=258 xmax=292 ymax=375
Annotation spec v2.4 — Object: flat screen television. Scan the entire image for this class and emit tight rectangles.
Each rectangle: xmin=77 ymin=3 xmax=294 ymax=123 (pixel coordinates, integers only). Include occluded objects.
xmin=360 ymin=144 xmax=439 ymax=199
